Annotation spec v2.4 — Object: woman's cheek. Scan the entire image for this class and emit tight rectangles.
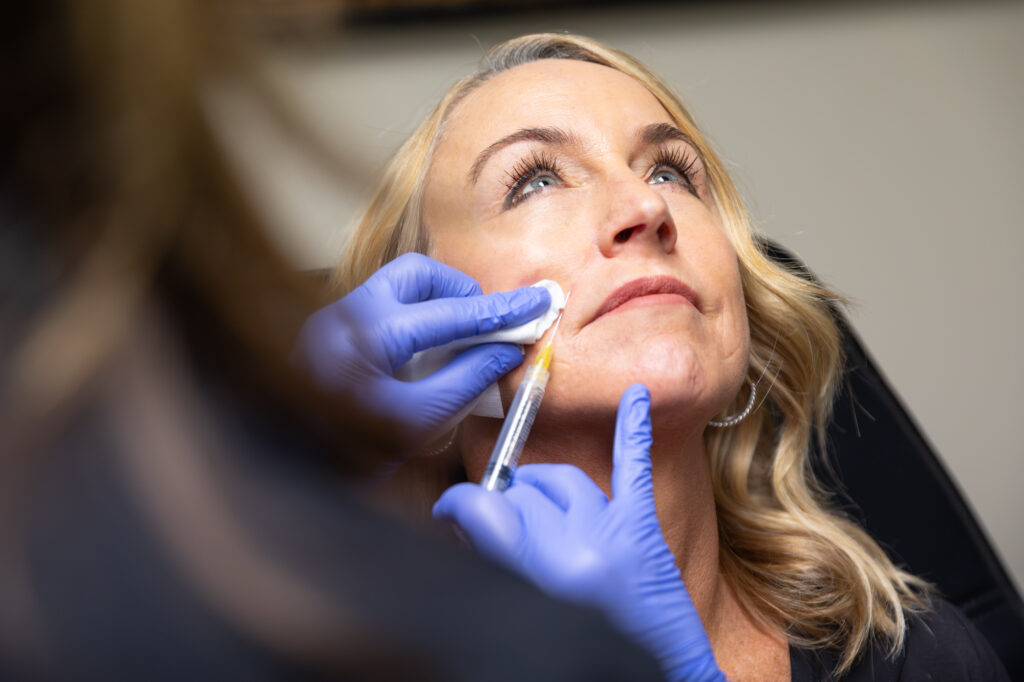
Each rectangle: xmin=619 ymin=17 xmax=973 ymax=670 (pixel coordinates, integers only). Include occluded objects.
xmin=712 ymin=278 xmax=750 ymax=372
xmin=444 ymin=240 xmax=571 ymax=295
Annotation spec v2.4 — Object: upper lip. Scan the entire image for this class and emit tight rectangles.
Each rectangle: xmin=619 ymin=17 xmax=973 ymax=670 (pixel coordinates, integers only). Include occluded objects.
xmin=591 ymin=275 xmax=700 ymax=322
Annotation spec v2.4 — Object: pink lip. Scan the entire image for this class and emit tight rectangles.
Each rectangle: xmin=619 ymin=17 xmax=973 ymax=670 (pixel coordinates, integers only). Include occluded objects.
xmin=592 ymin=275 xmax=700 ymax=322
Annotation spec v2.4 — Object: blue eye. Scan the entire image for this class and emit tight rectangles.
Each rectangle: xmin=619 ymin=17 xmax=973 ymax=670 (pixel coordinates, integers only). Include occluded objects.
xmin=522 ymin=173 xmax=558 ymax=196
xmin=647 ymin=147 xmax=703 ymax=199
xmin=649 ymin=168 xmax=680 ymax=185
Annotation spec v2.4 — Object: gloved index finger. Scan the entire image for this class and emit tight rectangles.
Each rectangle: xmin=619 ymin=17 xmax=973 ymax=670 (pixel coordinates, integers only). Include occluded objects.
xmin=379 ymin=253 xmax=482 ymax=303
xmin=386 ymin=286 xmax=552 ymax=354
xmin=611 ymin=384 xmax=656 ymax=505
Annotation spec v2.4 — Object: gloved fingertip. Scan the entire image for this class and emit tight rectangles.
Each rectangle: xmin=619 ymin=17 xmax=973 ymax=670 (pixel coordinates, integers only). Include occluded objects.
xmin=618 ymin=384 xmax=652 ymax=431
xmin=432 ymin=482 xmax=473 ymax=520
xmin=432 ymin=484 xmax=522 ymax=563
xmin=621 ymin=382 xmax=651 ymax=408
xmin=511 ymin=284 xmax=551 ymax=316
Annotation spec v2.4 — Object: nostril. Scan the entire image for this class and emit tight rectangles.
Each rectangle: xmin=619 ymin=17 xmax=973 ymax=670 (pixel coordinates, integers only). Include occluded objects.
xmin=614 ymin=227 xmax=635 ymax=243
xmin=657 ymin=224 xmax=671 ymax=246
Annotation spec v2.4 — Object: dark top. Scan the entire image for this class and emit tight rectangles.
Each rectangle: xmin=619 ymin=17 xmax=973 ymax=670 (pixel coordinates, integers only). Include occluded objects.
xmin=790 ymin=598 xmax=1011 ymax=681
xmin=1 ymin=318 xmax=665 ymax=682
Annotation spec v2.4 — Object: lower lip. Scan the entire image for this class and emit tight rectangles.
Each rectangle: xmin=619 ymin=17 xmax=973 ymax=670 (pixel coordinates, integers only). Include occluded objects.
xmin=605 ymin=293 xmax=695 ymax=316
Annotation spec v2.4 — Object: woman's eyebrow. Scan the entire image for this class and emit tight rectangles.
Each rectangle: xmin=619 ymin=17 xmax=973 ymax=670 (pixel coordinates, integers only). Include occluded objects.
xmin=638 ymin=122 xmax=694 ymax=147
xmin=468 ymin=127 xmax=577 ymax=184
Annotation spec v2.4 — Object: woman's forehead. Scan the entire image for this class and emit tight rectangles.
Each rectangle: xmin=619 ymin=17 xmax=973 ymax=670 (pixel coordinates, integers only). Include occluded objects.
xmin=442 ymin=59 xmax=673 ymax=151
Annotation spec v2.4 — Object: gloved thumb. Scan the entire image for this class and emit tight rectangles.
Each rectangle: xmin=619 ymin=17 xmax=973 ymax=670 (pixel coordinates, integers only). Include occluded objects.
xmin=433 ymin=483 xmax=522 ymax=565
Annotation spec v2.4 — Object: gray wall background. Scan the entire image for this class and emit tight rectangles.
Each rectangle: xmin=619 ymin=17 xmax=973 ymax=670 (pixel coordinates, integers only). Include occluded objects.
xmin=219 ymin=2 xmax=1024 ymax=589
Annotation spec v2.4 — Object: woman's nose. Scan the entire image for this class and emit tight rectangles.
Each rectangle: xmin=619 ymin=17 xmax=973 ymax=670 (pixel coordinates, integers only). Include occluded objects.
xmin=597 ymin=175 xmax=677 ymax=257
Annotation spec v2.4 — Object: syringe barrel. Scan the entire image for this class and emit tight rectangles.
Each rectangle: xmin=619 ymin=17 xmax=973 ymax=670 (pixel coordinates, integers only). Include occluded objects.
xmin=480 ymin=364 xmax=549 ymax=492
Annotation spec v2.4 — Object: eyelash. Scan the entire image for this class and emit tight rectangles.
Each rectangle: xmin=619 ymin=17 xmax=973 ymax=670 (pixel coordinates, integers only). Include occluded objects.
xmin=649 ymin=147 xmax=702 ymax=194
xmin=503 ymin=151 xmax=562 ymax=209
xmin=501 ymin=146 xmax=704 ymax=209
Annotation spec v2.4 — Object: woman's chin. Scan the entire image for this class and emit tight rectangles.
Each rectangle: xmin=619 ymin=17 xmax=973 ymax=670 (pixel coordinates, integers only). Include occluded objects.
xmin=548 ymin=338 xmax=745 ymax=428
xmin=538 ymin=367 xmax=719 ymax=428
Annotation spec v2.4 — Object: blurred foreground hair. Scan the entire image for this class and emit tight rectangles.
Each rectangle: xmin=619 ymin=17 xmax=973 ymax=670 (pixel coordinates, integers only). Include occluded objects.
xmin=333 ymin=32 xmax=931 ymax=675
xmin=1 ymin=0 xmax=407 ymax=676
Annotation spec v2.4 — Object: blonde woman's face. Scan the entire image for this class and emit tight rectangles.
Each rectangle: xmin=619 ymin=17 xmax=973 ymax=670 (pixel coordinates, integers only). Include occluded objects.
xmin=424 ymin=59 xmax=749 ymax=425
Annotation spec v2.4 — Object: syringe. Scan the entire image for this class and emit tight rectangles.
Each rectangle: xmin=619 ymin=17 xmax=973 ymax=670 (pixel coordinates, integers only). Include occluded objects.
xmin=480 ymin=304 xmax=566 ymax=492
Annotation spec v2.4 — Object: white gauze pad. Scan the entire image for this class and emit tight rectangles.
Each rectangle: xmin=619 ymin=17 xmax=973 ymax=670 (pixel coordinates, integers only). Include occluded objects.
xmin=395 ymin=279 xmax=566 ymax=420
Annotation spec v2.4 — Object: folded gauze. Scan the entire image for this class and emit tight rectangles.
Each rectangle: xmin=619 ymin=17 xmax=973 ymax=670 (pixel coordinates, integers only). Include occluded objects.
xmin=395 ymin=279 xmax=566 ymax=421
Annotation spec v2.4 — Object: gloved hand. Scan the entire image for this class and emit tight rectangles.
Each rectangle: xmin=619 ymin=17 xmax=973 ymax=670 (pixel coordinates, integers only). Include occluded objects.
xmin=294 ymin=252 xmax=551 ymax=436
xmin=432 ymin=384 xmax=726 ymax=682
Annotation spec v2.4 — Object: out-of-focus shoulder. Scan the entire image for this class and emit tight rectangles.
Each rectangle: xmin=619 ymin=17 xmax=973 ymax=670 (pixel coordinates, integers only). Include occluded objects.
xmin=789 ymin=596 xmax=1010 ymax=681
xmin=899 ymin=597 xmax=1010 ymax=681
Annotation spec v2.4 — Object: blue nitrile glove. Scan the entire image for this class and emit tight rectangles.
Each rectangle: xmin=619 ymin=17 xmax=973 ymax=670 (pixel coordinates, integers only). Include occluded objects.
xmin=432 ymin=384 xmax=726 ymax=682
xmin=294 ymin=252 xmax=551 ymax=435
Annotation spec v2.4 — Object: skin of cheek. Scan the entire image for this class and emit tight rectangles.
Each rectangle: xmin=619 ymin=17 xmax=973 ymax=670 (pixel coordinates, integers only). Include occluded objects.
xmin=682 ymin=253 xmax=750 ymax=376
xmin=694 ymin=249 xmax=751 ymax=405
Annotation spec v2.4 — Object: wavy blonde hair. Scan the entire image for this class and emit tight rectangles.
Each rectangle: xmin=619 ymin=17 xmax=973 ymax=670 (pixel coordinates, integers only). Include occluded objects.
xmin=332 ymin=33 xmax=930 ymax=673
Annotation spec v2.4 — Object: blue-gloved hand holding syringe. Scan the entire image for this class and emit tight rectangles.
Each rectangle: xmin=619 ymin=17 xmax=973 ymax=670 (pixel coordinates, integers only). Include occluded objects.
xmin=434 ymin=385 xmax=727 ymax=682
